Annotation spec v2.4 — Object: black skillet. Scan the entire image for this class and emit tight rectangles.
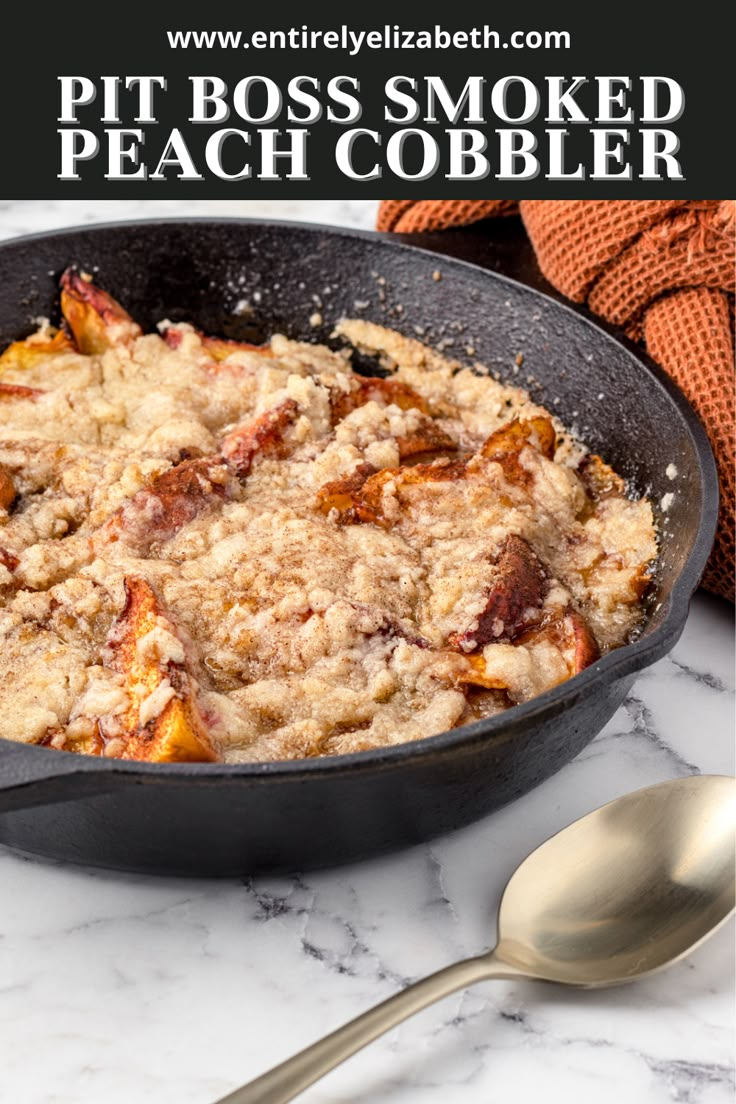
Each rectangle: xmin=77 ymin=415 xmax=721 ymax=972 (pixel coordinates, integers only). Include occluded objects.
xmin=0 ymin=219 xmax=718 ymax=876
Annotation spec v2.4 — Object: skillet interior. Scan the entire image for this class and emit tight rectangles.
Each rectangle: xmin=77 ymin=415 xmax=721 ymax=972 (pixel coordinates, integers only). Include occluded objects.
xmin=0 ymin=219 xmax=718 ymax=875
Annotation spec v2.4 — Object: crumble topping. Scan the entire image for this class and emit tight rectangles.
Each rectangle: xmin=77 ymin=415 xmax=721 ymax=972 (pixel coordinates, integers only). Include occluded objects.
xmin=0 ymin=271 xmax=657 ymax=762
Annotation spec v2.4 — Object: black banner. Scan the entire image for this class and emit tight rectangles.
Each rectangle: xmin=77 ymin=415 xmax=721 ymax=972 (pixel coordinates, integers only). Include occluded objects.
xmin=2 ymin=4 xmax=732 ymax=197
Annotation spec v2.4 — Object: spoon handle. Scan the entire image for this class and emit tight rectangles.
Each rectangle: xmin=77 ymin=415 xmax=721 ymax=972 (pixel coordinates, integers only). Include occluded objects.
xmin=213 ymin=953 xmax=519 ymax=1104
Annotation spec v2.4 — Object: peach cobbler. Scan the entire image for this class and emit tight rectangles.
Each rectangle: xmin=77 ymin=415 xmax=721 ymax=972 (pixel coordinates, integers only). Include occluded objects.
xmin=0 ymin=272 xmax=657 ymax=763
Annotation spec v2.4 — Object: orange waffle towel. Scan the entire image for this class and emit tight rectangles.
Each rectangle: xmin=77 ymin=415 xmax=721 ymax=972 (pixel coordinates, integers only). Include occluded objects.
xmin=377 ymin=200 xmax=735 ymax=602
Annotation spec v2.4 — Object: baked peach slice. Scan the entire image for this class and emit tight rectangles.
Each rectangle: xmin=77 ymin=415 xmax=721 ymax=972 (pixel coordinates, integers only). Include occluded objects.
xmin=163 ymin=324 xmax=274 ymax=366
xmin=103 ymin=576 xmax=218 ymax=763
xmin=587 ymin=553 xmax=653 ymax=604
xmin=202 ymin=335 xmax=273 ymax=361
xmin=100 ymin=402 xmax=300 ymax=550
xmin=330 ymin=377 xmax=430 ymax=424
xmin=516 ymin=608 xmax=600 ymax=675
xmin=331 ymin=381 xmax=457 ymax=460
xmin=577 ymin=453 xmax=626 ymax=500
xmin=349 ymin=459 xmax=468 ymax=527
xmin=220 ymin=398 xmax=300 ymax=476
xmin=60 ymin=269 xmax=141 ymax=355
xmin=0 ymin=327 xmax=75 ymax=373
xmin=395 ymin=416 xmax=457 ymax=461
xmin=481 ymin=415 xmax=556 ymax=460
xmin=454 ymin=653 xmax=509 ymax=690
xmin=453 ymin=607 xmax=599 ymax=697
xmin=629 ymin=564 xmax=653 ymax=600
xmin=100 ymin=456 xmax=230 ymax=553
xmin=316 ymin=454 xmax=464 ymax=526
xmin=449 ymin=534 xmax=547 ymax=652
xmin=566 ymin=609 xmax=601 ymax=671
xmin=0 ymin=547 xmax=19 ymax=572
xmin=479 ymin=415 xmax=556 ymax=485
xmin=0 ymin=464 xmax=16 ymax=510
xmin=316 ymin=462 xmax=377 ymax=522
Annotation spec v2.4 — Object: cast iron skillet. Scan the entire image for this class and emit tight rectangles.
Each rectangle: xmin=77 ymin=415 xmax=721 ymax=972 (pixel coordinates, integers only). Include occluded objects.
xmin=0 ymin=219 xmax=718 ymax=876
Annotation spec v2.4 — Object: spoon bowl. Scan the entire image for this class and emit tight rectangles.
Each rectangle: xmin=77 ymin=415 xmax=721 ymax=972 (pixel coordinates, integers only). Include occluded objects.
xmin=216 ymin=775 xmax=736 ymax=1104
xmin=493 ymin=774 xmax=736 ymax=986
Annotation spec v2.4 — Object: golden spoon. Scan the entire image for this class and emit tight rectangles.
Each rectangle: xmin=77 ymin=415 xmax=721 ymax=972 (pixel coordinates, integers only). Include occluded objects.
xmin=214 ymin=775 xmax=736 ymax=1104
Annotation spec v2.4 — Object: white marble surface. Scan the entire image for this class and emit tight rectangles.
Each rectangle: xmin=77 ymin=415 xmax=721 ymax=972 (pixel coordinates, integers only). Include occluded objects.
xmin=0 ymin=200 xmax=733 ymax=1104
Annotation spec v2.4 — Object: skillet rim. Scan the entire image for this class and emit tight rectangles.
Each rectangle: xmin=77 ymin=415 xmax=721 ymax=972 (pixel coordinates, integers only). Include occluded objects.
xmin=0 ymin=217 xmax=720 ymax=784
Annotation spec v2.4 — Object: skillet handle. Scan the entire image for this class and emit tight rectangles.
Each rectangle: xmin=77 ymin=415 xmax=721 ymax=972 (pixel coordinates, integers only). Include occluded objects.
xmin=0 ymin=742 xmax=124 ymax=814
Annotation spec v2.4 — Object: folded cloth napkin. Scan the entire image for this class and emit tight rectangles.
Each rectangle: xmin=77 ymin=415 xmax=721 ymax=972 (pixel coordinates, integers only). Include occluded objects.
xmin=377 ymin=200 xmax=735 ymax=602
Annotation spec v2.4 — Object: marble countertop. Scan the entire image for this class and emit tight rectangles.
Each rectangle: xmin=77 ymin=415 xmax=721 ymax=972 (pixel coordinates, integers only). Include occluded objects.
xmin=0 ymin=200 xmax=733 ymax=1104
